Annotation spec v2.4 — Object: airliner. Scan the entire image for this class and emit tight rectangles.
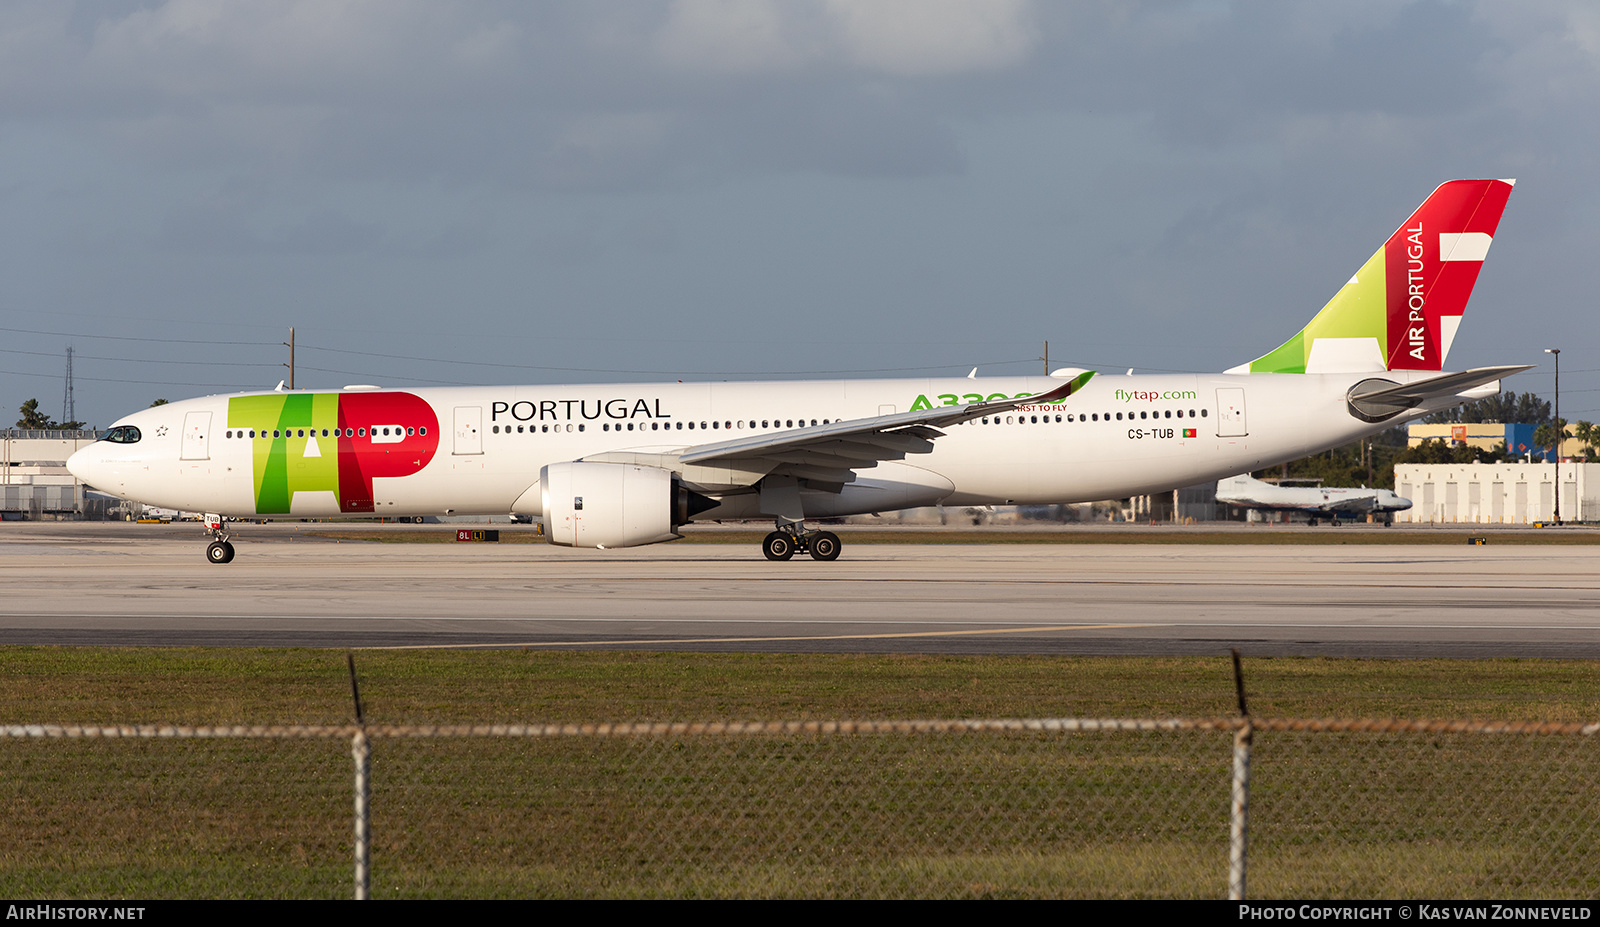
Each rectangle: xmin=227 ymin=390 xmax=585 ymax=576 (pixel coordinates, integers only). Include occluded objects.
xmin=68 ymin=179 xmax=1526 ymax=563
xmin=1215 ymin=473 xmax=1412 ymax=526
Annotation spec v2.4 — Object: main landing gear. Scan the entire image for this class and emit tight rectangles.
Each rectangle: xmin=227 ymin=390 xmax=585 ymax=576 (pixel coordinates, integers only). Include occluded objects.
xmin=762 ymin=524 xmax=842 ymax=562
xmin=203 ymin=515 xmax=235 ymax=564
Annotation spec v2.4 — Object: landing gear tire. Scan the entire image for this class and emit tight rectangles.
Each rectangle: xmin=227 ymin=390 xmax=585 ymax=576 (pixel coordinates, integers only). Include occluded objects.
xmin=206 ymin=540 xmax=235 ymax=564
xmin=763 ymin=531 xmax=796 ymax=561
xmin=810 ymin=531 xmax=842 ymax=561
xmin=412 ymin=516 xmax=425 ymax=524
xmin=1307 ymin=517 xmax=1318 ymax=527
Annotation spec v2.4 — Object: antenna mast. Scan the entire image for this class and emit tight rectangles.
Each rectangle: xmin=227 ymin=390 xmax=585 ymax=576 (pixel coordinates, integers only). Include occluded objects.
xmin=62 ymin=346 xmax=75 ymax=426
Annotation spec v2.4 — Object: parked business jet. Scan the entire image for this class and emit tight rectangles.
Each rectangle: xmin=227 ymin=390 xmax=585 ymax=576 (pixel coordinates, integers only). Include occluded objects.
xmin=1215 ymin=473 xmax=1412 ymax=526
xmin=69 ymin=180 xmax=1526 ymax=563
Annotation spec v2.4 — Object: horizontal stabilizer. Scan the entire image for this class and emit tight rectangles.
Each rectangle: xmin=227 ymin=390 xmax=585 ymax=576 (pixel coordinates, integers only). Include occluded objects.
xmin=1346 ymin=365 xmax=1531 ymax=422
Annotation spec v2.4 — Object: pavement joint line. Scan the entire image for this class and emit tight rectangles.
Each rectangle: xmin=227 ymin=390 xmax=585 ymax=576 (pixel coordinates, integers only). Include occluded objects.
xmin=7 ymin=617 xmax=1600 ymax=630
xmin=354 ymin=623 xmax=1159 ymax=650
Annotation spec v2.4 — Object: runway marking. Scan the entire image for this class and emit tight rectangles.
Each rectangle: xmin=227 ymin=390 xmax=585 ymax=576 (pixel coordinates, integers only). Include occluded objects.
xmin=357 ymin=623 xmax=1157 ymax=650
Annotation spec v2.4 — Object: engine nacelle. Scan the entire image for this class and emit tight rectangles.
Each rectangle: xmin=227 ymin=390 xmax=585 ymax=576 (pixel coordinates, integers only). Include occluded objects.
xmin=540 ymin=461 xmax=714 ymax=548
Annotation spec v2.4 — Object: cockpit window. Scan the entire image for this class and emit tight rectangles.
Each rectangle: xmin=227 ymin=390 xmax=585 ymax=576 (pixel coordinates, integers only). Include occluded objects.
xmin=102 ymin=425 xmax=141 ymax=444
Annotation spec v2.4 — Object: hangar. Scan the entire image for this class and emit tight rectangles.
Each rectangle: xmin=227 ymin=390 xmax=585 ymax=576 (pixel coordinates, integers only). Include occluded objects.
xmin=1394 ymin=462 xmax=1598 ymax=524
xmin=1 ymin=428 xmax=102 ymax=519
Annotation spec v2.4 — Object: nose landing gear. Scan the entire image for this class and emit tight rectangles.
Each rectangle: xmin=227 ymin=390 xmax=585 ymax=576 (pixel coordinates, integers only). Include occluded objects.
xmin=761 ymin=524 xmax=842 ymax=562
xmin=203 ymin=515 xmax=236 ymax=564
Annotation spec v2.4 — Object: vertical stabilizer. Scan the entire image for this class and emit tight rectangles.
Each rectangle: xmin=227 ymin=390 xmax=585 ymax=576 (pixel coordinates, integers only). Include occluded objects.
xmin=1230 ymin=179 xmax=1514 ymax=374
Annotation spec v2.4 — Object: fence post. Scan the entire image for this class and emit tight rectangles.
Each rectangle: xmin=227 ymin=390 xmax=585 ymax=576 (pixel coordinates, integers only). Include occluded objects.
xmin=348 ymin=653 xmax=370 ymax=901
xmin=1230 ymin=719 xmax=1252 ymax=900
xmin=353 ymin=729 xmax=370 ymax=900
xmin=1229 ymin=649 xmax=1252 ymax=900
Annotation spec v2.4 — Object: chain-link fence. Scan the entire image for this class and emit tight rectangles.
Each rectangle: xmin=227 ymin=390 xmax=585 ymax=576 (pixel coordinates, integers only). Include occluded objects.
xmin=2 ymin=718 xmax=1596 ymax=899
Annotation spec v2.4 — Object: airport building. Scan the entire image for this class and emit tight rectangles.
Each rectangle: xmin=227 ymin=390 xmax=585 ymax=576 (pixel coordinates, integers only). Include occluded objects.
xmin=0 ymin=429 xmax=104 ymax=519
xmin=1407 ymin=422 xmax=1595 ymax=461
xmin=1407 ymin=422 xmax=1536 ymax=456
xmin=1393 ymin=462 xmax=1599 ymax=524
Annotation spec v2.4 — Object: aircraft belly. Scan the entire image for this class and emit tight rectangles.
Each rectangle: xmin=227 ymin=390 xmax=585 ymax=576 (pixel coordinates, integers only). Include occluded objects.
xmin=375 ymin=460 xmax=534 ymax=516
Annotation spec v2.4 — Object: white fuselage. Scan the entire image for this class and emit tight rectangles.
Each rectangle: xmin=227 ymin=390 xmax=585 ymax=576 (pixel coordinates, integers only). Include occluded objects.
xmin=67 ymin=370 xmax=1462 ymax=525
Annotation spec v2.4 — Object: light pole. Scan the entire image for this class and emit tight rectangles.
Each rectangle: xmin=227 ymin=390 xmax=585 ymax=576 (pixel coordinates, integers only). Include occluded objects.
xmin=1546 ymin=348 xmax=1561 ymax=525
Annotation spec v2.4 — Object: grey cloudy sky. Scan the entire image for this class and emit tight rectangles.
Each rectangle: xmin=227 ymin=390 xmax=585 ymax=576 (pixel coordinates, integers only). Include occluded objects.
xmin=4 ymin=0 xmax=1599 ymax=428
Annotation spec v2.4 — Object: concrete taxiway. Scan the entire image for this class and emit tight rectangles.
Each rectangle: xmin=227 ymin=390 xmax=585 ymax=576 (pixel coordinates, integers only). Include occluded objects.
xmin=2 ymin=523 xmax=1598 ymax=656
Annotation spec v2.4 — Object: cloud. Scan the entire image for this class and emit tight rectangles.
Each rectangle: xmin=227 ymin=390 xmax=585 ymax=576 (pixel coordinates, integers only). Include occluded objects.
xmin=654 ymin=0 xmax=1038 ymax=77
xmin=827 ymin=0 xmax=1038 ymax=77
xmin=654 ymin=0 xmax=823 ymax=73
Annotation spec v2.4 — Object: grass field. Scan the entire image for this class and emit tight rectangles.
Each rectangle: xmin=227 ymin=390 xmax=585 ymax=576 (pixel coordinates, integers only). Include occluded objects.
xmin=2 ymin=649 xmax=1597 ymax=898
xmin=4 ymin=648 xmax=1598 ymax=724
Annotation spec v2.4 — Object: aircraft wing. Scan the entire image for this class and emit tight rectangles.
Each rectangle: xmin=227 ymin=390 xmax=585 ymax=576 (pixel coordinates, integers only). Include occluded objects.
xmin=672 ymin=371 xmax=1096 ymax=488
xmin=1319 ymin=496 xmax=1381 ymax=514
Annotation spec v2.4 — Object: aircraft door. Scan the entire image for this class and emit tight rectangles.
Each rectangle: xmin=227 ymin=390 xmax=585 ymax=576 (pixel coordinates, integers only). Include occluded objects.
xmin=1215 ymin=388 xmax=1247 ymax=437
xmin=453 ymin=406 xmax=483 ymax=455
xmin=180 ymin=411 xmax=212 ymax=460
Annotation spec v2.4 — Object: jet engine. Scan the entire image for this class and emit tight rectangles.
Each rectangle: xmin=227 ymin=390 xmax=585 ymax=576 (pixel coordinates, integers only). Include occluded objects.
xmin=540 ymin=461 xmax=717 ymax=548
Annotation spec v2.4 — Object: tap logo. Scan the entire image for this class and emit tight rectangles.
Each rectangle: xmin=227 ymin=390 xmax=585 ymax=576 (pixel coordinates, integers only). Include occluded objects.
xmin=228 ymin=392 xmax=439 ymax=514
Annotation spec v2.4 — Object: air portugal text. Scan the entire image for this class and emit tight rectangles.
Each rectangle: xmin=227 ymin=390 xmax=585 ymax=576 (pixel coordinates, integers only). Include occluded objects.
xmin=490 ymin=397 xmax=672 ymax=424
xmin=1404 ymin=221 xmax=1429 ymax=363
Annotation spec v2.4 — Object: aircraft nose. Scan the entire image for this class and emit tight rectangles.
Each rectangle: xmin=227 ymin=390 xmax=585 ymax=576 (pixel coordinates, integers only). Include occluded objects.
xmin=65 ymin=445 xmax=94 ymax=483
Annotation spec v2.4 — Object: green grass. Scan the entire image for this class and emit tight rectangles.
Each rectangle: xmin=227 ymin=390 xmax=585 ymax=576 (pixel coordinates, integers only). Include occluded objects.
xmin=2 ymin=649 xmax=1598 ymax=898
xmin=5 ymin=649 xmax=1598 ymax=724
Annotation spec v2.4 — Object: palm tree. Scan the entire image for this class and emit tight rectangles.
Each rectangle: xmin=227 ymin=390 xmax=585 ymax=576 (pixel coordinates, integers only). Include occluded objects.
xmin=1573 ymin=421 xmax=1599 ymax=461
xmin=1534 ymin=419 xmax=1570 ymax=461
